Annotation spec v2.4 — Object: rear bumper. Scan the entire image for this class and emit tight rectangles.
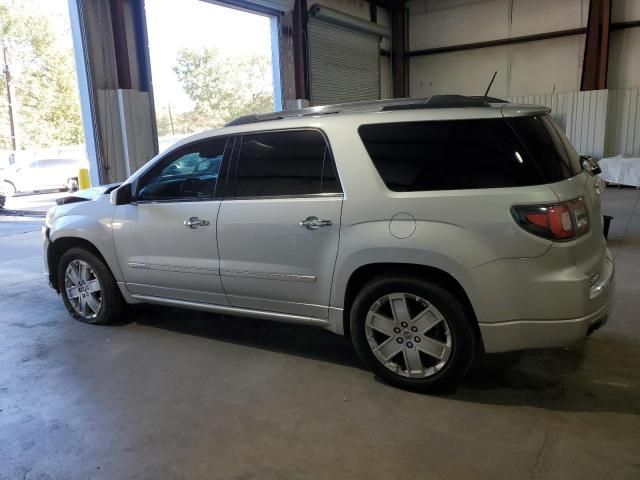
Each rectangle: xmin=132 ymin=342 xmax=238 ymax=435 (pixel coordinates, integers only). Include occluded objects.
xmin=478 ymin=298 xmax=612 ymax=353
xmin=473 ymin=248 xmax=615 ymax=353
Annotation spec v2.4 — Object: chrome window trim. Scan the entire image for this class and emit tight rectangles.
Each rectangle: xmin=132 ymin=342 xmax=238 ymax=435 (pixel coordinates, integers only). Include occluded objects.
xmin=223 ymin=192 xmax=343 ymax=201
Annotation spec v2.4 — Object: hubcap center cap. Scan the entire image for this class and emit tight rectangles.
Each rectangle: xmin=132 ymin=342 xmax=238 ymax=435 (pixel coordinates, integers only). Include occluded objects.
xmin=402 ymin=330 xmax=412 ymax=340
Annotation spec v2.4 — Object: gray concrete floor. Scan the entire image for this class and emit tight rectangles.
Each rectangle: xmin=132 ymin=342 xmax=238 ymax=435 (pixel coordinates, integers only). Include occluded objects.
xmin=0 ymin=189 xmax=639 ymax=480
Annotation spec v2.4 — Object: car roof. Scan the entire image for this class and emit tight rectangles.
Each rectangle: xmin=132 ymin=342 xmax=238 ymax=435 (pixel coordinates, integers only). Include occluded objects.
xmin=165 ymin=95 xmax=551 ymax=154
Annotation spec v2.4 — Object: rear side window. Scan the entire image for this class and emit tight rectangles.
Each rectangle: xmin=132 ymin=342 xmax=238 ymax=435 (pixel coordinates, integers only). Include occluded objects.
xmin=506 ymin=115 xmax=581 ymax=182
xmin=358 ymin=119 xmax=545 ymax=192
xmin=231 ymin=130 xmax=341 ymax=198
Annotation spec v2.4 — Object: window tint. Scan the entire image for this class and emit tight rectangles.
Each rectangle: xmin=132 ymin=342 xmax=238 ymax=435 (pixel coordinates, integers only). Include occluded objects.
xmin=358 ymin=119 xmax=545 ymax=192
xmin=137 ymin=137 xmax=227 ymax=201
xmin=506 ymin=115 xmax=581 ymax=182
xmin=232 ymin=130 xmax=340 ymax=197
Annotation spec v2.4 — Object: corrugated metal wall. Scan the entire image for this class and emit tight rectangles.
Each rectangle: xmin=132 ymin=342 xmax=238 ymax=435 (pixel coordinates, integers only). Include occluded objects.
xmin=605 ymin=88 xmax=640 ymax=157
xmin=507 ymin=90 xmax=609 ymax=159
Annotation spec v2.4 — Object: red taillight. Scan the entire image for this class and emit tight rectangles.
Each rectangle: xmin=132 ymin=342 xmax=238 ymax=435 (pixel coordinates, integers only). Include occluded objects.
xmin=512 ymin=198 xmax=590 ymax=241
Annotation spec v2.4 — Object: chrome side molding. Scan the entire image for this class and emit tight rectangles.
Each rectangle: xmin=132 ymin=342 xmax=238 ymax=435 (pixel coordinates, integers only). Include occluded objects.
xmin=130 ymin=294 xmax=330 ymax=328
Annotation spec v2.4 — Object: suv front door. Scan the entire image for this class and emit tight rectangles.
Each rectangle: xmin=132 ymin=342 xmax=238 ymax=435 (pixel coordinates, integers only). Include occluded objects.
xmin=217 ymin=129 xmax=343 ymax=319
xmin=113 ymin=136 xmax=230 ymax=305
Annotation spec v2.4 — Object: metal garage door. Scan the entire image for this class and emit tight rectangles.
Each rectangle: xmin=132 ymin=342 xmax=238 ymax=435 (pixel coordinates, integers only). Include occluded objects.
xmin=308 ymin=19 xmax=380 ymax=106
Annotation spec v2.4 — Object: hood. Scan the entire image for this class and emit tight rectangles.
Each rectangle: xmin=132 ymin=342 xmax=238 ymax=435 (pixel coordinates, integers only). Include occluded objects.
xmin=55 ymin=183 xmax=121 ymax=205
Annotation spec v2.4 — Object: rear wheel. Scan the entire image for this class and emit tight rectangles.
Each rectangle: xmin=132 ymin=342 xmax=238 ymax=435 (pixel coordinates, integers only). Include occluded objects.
xmin=57 ymin=247 xmax=123 ymax=325
xmin=350 ymin=276 xmax=476 ymax=392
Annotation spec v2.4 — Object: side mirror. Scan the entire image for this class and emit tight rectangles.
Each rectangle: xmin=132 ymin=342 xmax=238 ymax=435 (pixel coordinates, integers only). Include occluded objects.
xmin=580 ymin=155 xmax=601 ymax=175
xmin=111 ymin=183 xmax=132 ymax=205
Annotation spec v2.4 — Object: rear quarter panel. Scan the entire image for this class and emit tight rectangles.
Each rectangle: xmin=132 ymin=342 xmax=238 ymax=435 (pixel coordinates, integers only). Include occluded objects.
xmin=321 ymin=117 xmax=560 ymax=325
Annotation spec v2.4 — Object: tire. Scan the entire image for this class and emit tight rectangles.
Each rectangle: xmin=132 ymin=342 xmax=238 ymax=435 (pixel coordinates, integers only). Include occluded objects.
xmin=350 ymin=275 xmax=476 ymax=392
xmin=57 ymin=247 xmax=123 ymax=325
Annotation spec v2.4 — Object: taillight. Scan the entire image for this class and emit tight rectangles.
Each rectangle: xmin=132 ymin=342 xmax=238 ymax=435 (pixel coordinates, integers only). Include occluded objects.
xmin=511 ymin=198 xmax=590 ymax=241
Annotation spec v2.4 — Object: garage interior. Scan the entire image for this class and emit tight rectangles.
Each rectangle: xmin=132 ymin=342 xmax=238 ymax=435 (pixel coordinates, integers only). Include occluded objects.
xmin=1 ymin=0 xmax=639 ymax=479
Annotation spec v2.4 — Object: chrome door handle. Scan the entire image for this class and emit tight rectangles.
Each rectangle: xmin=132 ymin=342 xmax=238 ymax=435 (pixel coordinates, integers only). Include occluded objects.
xmin=299 ymin=216 xmax=332 ymax=230
xmin=184 ymin=217 xmax=210 ymax=229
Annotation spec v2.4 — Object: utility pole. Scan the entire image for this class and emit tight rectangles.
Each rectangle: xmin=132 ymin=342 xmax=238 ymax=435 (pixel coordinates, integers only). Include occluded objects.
xmin=3 ymin=44 xmax=16 ymax=151
xmin=167 ymin=103 xmax=175 ymax=136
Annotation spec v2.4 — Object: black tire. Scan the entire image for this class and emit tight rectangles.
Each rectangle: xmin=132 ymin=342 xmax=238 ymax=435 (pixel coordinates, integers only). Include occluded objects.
xmin=57 ymin=247 xmax=123 ymax=325
xmin=350 ymin=275 xmax=476 ymax=392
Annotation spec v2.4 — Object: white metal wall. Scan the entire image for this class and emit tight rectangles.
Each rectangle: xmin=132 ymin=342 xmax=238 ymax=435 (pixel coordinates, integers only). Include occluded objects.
xmin=507 ymin=88 xmax=640 ymax=159
xmin=605 ymin=88 xmax=640 ymax=156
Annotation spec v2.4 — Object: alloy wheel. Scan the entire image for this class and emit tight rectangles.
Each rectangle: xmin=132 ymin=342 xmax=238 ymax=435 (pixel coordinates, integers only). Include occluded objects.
xmin=64 ymin=259 xmax=102 ymax=319
xmin=365 ymin=292 xmax=452 ymax=378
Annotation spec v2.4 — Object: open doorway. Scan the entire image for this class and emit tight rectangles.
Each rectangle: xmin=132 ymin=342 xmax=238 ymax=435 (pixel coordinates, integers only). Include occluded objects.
xmin=0 ymin=0 xmax=88 ymax=213
xmin=144 ymin=0 xmax=280 ymax=152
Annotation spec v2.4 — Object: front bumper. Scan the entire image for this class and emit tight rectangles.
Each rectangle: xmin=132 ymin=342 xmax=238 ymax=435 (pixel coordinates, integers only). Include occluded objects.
xmin=42 ymin=225 xmax=52 ymax=284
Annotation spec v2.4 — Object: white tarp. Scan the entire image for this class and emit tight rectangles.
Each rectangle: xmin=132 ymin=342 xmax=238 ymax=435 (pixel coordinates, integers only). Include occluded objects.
xmin=598 ymin=156 xmax=640 ymax=187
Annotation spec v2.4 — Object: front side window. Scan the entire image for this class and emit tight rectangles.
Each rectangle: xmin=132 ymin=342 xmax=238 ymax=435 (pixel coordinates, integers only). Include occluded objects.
xmin=358 ymin=119 xmax=545 ymax=192
xmin=231 ymin=130 xmax=341 ymax=198
xmin=137 ymin=137 xmax=227 ymax=201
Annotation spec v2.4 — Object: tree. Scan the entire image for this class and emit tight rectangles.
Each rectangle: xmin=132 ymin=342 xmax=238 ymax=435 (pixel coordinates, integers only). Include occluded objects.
xmin=173 ymin=47 xmax=274 ymax=128
xmin=0 ymin=2 xmax=83 ymax=149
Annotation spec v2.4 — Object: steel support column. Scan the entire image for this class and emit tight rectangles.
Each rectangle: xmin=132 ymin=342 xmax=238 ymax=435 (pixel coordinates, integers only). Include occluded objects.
xmin=581 ymin=0 xmax=612 ymax=91
xmin=292 ymin=0 xmax=308 ymax=100
xmin=390 ymin=4 xmax=406 ymax=98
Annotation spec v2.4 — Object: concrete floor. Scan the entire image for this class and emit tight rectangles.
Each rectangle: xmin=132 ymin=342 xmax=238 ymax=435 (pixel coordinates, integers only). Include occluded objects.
xmin=0 ymin=189 xmax=639 ymax=480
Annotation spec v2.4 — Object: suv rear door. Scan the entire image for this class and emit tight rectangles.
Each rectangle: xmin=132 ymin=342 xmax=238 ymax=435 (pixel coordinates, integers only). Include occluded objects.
xmin=217 ymin=129 xmax=343 ymax=319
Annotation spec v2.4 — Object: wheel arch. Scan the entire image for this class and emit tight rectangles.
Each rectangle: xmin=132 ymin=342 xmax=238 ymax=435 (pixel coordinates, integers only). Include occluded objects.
xmin=2 ymin=179 xmax=17 ymax=193
xmin=341 ymin=263 xmax=483 ymax=351
xmin=47 ymin=237 xmax=111 ymax=293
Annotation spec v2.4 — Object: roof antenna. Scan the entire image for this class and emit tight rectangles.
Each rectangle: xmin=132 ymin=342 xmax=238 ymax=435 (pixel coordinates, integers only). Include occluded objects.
xmin=483 ymin=71 xmax=498 ymax=100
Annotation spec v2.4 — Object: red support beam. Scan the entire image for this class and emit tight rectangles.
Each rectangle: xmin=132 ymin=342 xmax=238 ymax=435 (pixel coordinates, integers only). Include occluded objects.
xmin=581 ymin=0 xmax=611 ymax=91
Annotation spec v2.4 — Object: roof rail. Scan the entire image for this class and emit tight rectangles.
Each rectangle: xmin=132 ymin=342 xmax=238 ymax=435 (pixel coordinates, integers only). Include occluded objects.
xmin=225 ymin=95 xmax=509 ymax=127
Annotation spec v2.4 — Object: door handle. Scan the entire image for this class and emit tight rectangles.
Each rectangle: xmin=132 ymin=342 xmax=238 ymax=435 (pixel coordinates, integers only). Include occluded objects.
xmin=299 ymin=216 xmax=332 ymax=230
xmin=184 ymin=217 xmax=210 ymax=229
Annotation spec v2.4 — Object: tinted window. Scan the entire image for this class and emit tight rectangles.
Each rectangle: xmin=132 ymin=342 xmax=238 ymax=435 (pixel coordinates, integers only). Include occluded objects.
xmin=137 ymin=137 xmax=227 ymax=201
xmin=231 ymin=130 xmax=340 ymax=198
xmin=358 ymin=119 xmax=545 ymax=192
xmin=507 ymin=115 xmax=581 ymax=182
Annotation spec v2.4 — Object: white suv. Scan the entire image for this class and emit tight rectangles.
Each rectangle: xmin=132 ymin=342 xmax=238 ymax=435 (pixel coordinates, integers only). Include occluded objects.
xmin=43 ymin=96 xmax=614 ymax=391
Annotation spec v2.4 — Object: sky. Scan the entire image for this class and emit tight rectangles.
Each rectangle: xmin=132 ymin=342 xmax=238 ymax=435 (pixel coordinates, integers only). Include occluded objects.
xmin=26 ymin=0 xmax=274 ymax=113
xmin=145 ymin=0 xmax=274 ymax=112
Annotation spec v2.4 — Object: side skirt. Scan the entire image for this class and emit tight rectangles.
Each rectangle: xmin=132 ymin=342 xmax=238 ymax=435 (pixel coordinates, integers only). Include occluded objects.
xmin=130 ymin=293 xmax=332 ymax=329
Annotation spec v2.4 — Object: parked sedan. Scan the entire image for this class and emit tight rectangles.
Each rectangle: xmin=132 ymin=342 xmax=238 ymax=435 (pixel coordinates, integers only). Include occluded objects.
xmin=1 ymin=158 xmax=86 ymax=196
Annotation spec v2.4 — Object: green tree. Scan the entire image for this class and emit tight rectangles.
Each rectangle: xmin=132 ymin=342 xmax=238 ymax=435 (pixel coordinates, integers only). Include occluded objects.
xmin=0 ymin=2 xmax=83 ymax=149
xmin=173 ymin=47 xmax=274 ymax=128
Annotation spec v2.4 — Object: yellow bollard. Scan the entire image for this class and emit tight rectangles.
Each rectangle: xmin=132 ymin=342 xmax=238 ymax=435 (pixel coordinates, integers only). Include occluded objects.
xmin=78 ymin=168 xmax=91 ymax=190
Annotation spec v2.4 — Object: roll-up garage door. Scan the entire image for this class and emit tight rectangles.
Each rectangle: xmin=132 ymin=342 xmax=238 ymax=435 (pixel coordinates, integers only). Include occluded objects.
xmin=308 ymin=19 xmax=381 ymax=106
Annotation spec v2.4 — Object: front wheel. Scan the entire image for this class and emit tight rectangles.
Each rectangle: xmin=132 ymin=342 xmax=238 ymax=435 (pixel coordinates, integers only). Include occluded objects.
xmin=350 ymin=276 xmax=476 ymax=392
xmin=57 ymin=247 xmax=123 ymax=325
